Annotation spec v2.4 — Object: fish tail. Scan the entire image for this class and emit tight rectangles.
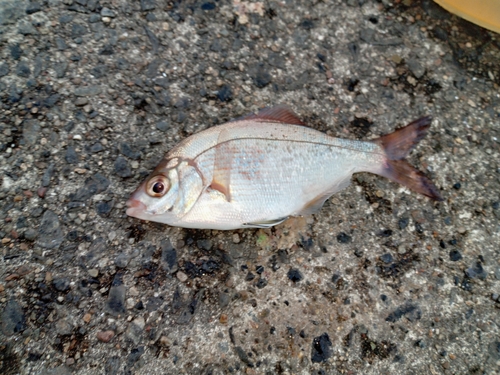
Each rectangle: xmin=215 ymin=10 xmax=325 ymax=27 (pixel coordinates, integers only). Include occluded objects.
xmin=374 ymin=116 xmax=443 ymax=201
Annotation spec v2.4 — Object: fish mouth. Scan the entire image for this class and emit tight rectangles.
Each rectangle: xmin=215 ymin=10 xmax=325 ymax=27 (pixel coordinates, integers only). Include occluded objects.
xmin=126 ymin=199 xmax=147 ymax=217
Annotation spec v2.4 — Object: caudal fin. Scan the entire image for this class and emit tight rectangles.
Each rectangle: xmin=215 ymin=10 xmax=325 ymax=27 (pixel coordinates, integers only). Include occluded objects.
xmin=375 ymin=116 xmax=443 ymax=201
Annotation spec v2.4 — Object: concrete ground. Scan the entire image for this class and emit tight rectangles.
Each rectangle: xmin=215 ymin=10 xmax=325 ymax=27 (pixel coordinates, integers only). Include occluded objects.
xmin=1 ymin=0 xmax=499 ymax=374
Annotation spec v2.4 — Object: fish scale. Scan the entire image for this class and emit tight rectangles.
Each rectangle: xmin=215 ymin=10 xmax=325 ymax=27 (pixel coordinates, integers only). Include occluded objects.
xmin=198 ymin=136 xmax=382 ymax=218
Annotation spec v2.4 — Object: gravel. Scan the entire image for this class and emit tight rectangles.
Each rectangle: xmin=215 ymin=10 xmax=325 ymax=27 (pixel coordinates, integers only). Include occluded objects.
xmin=160 ymin=239 xmax=177 ymax=274
xmin=114 ymin=156 xmax=132 ymax=178
xmin=287 ymin=268 xmax=304 ymax=282
xmin=106 ymin=274 xmax=126 ymax=316
xmin=311 ymin=333 xmax=333 ymax=363
xmin=155 ymin=120 xmax=169 ymax=132
xmin=36 ymin=210 xmax=63 ymax=249
xmin=1 ymin=298 xmax=25 ymax=335
xmin=0 ymin=62 xmax=9 ymax=77
xmin=1 ymin=1 xmax=500 ymax=374
xmin=64 ymin=146 xmax=79 ymax=164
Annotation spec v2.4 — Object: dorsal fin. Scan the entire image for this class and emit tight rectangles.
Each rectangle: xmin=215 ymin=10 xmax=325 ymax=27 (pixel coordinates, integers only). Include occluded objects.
xmin=236 ymin=104 xmax=305 ymax=125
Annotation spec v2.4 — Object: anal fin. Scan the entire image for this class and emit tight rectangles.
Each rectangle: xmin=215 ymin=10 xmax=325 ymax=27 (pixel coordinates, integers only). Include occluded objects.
xmin=297 ymin=194 xmax=331 ymax=216
xmin=297 ymin=177 xmax=352 ymax=216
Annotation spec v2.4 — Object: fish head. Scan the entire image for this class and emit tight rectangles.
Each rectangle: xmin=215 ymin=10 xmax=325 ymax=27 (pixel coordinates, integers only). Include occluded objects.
xmin=126 ymin=158 xmax=204 ymax=224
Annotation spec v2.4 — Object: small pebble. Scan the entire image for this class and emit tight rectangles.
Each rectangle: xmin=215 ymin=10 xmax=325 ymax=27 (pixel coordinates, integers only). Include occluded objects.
xmin=176 ymin=271 xmax=188 ymax=282
xmin=37 ymin=187 xmax=47 ymax=198
xmin=88 ymin=269 xmax=98 ymax=278
xmin=287 ymin=268 xmax=303 ymax=282
xmin=380 ymin=253 xmax=393 ymax=264
xmin=5 ymin=273 xmax=19 ymax=281
xmin=106 ymin=276 xmax=126 ymax=316
xmin=398 ymin=217 xmax=409 ymax=230
xmin=83 ymin=313 xmax=92 ymax=323
xmin=75 ymin=97 xmax=88 ymax=106
xmin=159 ymin=336 xmax=171 ymax=347
xmin=354 ymin=248 xmax=364 ymax=257
xmin=96 ymin=330 xmax=115 ymax=343
xmin=256 ymin=277 xmax=268 ymax=289
xmin=156 ymin=121 xmax=169 ymax=132
xmin=219 ymin=314 xmax=228 ymax=324
xmin=126 ymin=298 xmax=135 ymax=310
xmin=336 ymin=232 xmax=352 ymax=244
xmin=100 ymin=7 xmax=116 ymax=17
xmin=449 ymin=250 xmax=462 ymax=262
xmin=114 ymin=156 xmax=132 ymax=178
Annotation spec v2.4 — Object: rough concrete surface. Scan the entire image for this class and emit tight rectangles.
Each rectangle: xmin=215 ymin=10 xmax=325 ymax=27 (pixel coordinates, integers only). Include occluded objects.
xmin=0 ymin=0 xmax=499 ymax=374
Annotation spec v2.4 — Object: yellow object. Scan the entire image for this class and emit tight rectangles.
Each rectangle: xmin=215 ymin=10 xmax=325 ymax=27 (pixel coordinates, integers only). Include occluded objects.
xmin=433 ymin=0 xmax=500 ymax=34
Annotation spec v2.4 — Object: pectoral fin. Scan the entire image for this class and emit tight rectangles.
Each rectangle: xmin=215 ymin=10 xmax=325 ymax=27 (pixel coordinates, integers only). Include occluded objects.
xmin=243 ymin=217 xmax=288 ymax=228
xmin=210 ymin=129 xmax=233 ymax=202
xmin=209 ymin=178 xmax=230 ymax=202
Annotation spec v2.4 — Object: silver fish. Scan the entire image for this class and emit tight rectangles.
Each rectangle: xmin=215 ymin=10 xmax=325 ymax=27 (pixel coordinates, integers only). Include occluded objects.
xmin=126 ymin=105 xmax=442 ymax=230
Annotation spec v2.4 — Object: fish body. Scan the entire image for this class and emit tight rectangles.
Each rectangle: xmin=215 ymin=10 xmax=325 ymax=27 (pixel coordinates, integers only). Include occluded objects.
xmin=126 ymin=106 xmax=441 ymax=230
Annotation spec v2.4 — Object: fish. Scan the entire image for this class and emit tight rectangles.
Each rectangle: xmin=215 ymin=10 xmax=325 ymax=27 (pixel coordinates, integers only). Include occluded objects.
xmin=126 ymin=105 xmax=442 ymax=230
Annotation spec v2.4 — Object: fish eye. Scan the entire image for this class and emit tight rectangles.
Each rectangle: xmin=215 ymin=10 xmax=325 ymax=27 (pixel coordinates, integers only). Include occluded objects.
xmin=153 ymin=182 xmax=164 ymax=193
xmin=146 ymin=176 xmax=170 ymax=197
